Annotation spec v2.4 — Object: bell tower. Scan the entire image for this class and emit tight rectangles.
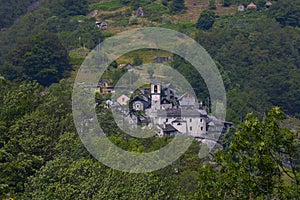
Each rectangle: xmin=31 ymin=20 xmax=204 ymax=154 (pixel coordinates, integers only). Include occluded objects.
xmin=151 ymin=79 xmax=161 ymax=110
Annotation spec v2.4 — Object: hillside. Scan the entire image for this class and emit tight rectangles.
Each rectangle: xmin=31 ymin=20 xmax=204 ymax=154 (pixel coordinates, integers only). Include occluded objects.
xmin=0 ymin=0 xmax=300 ymax=199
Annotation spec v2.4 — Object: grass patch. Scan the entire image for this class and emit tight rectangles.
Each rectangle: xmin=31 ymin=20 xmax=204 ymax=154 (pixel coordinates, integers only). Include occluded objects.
xmin=160 ymin=23 xmax=180 ymax=31
xmin=160 ymin=22 xmax=196 ymax=32
xmin=90 ymin=0 xmax=123 ymax=11
xmin=69 ymin=48 xmax=90 ymax=68
xmin=98 ymin=9 xmax=131 ymax=20
xmin=144 ymin=3 xmax=169 ymax=22
xmin=117 ymin=49 xmax=172 ymax=64
xmin=110 ymin=18 xmax=129 ymax=27
xmin=68 ymin=15 xmax=86 ymax=22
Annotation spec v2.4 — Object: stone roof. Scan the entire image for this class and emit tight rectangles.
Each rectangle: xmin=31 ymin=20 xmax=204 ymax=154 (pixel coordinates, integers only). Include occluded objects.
xmin=159 ymin=124 xmax=179 ymax=133
xmin=165 ymin=83 xmax=175 ymax=89
xmin=157 ymin=108 xmax=207 ymax=118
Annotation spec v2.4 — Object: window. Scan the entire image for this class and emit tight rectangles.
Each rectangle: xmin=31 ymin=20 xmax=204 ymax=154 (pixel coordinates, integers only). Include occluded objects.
xmin=190 ymin=118 xmax=192 ymax=122
xmin=166 ymin=118 xmax=168 ymax=122
xmin=200 ymin=126 xmax=203 ymax=131
xmin=154 ymin=85 xmax=158 ymax=93
xmin=190 ymin=126 xmax=192 ymax=131
xmin=200 ymin=119 xmax=203 ymax=122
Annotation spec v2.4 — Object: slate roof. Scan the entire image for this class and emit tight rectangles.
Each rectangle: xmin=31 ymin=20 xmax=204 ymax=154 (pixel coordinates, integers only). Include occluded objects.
xmin=159 ymin=124 xmax=179 ymax=133
xmin=157 ymin=108 xmax=207 ymax=118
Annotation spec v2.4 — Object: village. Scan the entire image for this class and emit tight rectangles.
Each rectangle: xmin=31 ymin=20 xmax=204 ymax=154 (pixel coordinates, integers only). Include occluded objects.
xmin=96 ymin=69 xmax=232 ymax=149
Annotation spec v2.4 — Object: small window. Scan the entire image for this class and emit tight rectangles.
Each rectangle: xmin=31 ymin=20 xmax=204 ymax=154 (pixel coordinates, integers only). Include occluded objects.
xmin=200 ymin=118 xmax=203 ymax=122
xmin=154 ymin=85 xmax=158 ymax=93
xmin=190 ymin=118 xmax=192 ymax=122
xmin=200 ymin=126 xmax=203 ymax=131
xmin=190 ymin=126 xmax=192 ymax=131
xmin=166 ymin=118 xmax=168 ymax=122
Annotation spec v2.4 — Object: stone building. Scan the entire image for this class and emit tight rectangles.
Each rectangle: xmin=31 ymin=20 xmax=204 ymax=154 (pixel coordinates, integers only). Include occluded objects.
xmin=114 ymin=79 xmax=232 ymax=140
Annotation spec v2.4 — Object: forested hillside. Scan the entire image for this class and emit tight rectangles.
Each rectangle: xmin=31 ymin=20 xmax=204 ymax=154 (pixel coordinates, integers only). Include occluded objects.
xmin=0 ymin=0 xmax=299 ymax=199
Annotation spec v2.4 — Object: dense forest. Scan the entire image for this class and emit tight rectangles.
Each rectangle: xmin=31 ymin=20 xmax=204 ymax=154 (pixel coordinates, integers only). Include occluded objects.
xmin=0 ymin=0 xmax=299 ymax=199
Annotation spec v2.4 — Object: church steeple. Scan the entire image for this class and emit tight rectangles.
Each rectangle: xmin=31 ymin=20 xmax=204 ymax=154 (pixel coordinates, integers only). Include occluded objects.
xmin=151 ymin=79 xmax=161 ymax=110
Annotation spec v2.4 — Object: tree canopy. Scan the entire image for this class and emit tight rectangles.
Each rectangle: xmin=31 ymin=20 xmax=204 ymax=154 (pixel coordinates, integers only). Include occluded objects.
xmin=4 ymin=32 xmax=71 ymax=86
xmin=196 ymin=10 xmax=216 ymax=30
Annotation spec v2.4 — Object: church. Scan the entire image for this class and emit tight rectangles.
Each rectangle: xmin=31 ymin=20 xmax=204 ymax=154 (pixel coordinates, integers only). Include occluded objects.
xmin=123 ymin=79 xmax=231 ymax=139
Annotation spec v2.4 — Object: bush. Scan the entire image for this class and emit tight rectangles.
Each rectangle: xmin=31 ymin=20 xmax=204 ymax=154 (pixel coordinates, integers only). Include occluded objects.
xmin=196 ymin=10 xmax=216 ymax=30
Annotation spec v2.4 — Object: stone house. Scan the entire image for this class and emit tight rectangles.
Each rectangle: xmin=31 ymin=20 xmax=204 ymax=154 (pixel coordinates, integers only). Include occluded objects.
xmin=247 ymin=2 xmax=257 ymax=9
xmin=238 ymin=4 xmax=245 ymax=11
xmin=136 ymin=7 xmax=144 ymax=17
xmin=265 ymin=1 xmax=272 ymax=8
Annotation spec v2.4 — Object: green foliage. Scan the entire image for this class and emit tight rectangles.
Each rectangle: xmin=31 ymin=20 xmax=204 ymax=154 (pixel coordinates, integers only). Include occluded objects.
xmin=196 ymin=10 xmax=216 ymax=30
xmin=171 ymin=55 xmax=209 ymax=102
xmin=110 ymin=60 xmax=118 ymax=68
xmin=223 ymin=0 xmax=231 ymax=7
xmin=129 ymin=0 xmax=154 ymax=10
xmin=47 ymin=0 xmax=88 ymax=17
xmin=133 ymin=55 xmax=143 ymax=66
xmin=90 ymin=0 xmax=124 ymax=11
xmin=0 ymin=79 xmax=75 ymax=195
xmin=143 ymin=3 xmax=169 ymax=22
xmin=214 ymin=107 xmax=300 ymax=198
xmin=0 ymin=0 xmax=300 ymax=199
xmin=196 ymin=14 xmax=300 ymax=119
xmin=63 ymin=0 xmax=88 ymax=16
xmin=2 ymin=32 xmax=71 ymax=86
xmin=120 ymin=0 xmax=131 ymax=5
xmin=170 ymin=0 xmax=186 ymax=13
xmin=209 ymin=0 xmax=216 ymax=10
xmin=0 ymin=0 xmax=41 ymax=29
xmin=0 ymin=81 xmax=42 ymax=124
xmin=269 ymin=0 xmax=300 ymax=27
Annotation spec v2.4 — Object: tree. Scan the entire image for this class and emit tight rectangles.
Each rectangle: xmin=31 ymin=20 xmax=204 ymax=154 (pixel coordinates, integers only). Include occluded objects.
xmin=10 ymin=32 xmax=71 ymax=86
xmin=0 ymin=81 xmax=42 ymax=124
xmin=47 ymin=0 xmax=88 ymax=17
xmin=63 ymin=0 xmax=88 ymax=16
xmin=0 ymin=0 xmax=40 ymax=29
xmin=214 ymin=107 xmax=300 ymax=198
xmin=209 ymin=0 xmax=216 ymax=10
xmin=269 ymin=0 xmax=300 ymax=27
xmin=133 ymin=55 xmax=143 ymax=66
xmin=170 ymin=0 xmax=186 ymax=13
xmin=196 ymin=10 xmax=216 ymax=30
xmin=120 ymin=0 xmax=131 ymax=5
xmin=110 ymin=60 xmax=118 ymax=68
xmin=223 ymin=0 xmax=231 ymax=7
